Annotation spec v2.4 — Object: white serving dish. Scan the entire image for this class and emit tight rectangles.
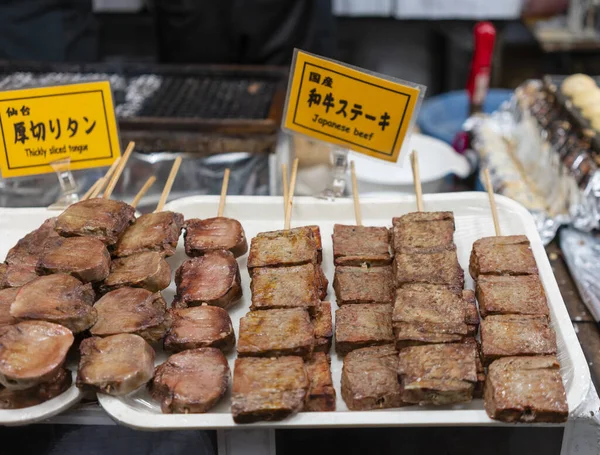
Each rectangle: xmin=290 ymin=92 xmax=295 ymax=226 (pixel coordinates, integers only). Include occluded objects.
xmin=95 ymin=193 xmax=590 ymax=429
xmin=0 ymin=208 xmax=84 ymax=426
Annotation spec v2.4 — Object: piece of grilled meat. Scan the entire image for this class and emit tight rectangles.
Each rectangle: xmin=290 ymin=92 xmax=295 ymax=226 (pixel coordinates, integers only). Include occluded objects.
xmin=184 ymin=217 xmax=248 ymax=258
xmin=150 ymin=348 xmax=230 ymax=414
xmin=5 ymin=218 xmax=59 ymax=267
xmin=98 ymin=252 xmax=171 ymax=294
xmin=0 ymin=288 xmax=18 ymax=328
xmin=37 ymin=236 xmax=110 ymax=283
xmin=0 ymin=367 xmax=72 ymax=409
xmin=113 ymin=211 xmax=184 ymax=258
xmin=77 ymin=334 xmax=155 ymax=396
xmin=10 ymin=274 xmax=96 ymax=333
xmin=0 ymin=321 xmax=74 ymax=390
xmin=0 ymin=263 xmax=38 ymax=289
xmin=90 ymin=287 xmax=170 ymax=343
xmin=55 ymin=199 xmax=135 ymax=245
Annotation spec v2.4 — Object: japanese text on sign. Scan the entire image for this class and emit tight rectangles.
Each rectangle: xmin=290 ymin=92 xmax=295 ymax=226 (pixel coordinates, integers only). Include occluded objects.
xmin=0 ymin=81 xmax=120 ymax=178
xmin=283 ymin=50 xmax=422 ymax=162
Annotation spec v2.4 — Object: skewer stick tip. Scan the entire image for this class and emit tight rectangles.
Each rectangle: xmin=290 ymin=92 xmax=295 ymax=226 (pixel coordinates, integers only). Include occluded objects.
xmin=350 ymin=161 xmax=362 ymax=226
xmin=284 ymin=158 xmax=299 ymax=230
xmin=410 ymin=150 xmax=424 ymax=212
xmin=131 ymin=175 xmax=157 ymax=209
xmin=155 ymin=156 xmax=182 ymax=213
xmin=483 ymin=168 xmax=501 ymax=236
xmin=218 ymin=168 xmax=231 ymax=217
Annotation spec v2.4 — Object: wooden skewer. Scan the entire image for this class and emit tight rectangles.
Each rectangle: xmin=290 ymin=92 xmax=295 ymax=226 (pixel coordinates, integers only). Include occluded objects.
xmin=81 ymin=178 xmax=103 ymax=201
xmin=282 ymin=163 xmax=289 ymax=212
xmin=217 ymin=168 xmax=231 ymax=217
xmin=155 ymin=156 xmax=182 ymax=213
xmin=86 ymin=157 xmax=122 ymax=199
xmin=350 ymin=161 xmax=362 ymax=226
xmin=410 ymin=150 xmax=424 ymax=212
xmin=483 ymin=168 xmax=501 ymax=236
xmin=131 ymin=176 xmax=156 ymax=209
xmin=284 ymin=158 xmax=299 ymax=230
xmin=103 ymin=141 xmax=135 ymax=199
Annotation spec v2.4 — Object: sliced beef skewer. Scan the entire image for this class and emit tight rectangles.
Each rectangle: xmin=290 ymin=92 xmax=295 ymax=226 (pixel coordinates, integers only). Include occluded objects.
xmin=184 ymin=217 xmax=248 ymax=258
xmin=98 ymin=252 xmax=171 ymax=294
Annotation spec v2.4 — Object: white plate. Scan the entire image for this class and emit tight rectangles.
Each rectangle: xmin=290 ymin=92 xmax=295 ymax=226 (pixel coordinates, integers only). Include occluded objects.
xmin=349 ymin=134 xmax=470 ymax=185
xmin=97 ymin=193 xmax=590 ymax=429
xmin=0 ymin=208 xmax=84 ymax=426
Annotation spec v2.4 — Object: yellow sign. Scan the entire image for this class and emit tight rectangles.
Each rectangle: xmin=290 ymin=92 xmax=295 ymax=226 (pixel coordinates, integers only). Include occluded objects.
xmin=283 ymin=50 xmax=422 ymax=163
xmin=0 ymin=81 xmax=120 ymax=178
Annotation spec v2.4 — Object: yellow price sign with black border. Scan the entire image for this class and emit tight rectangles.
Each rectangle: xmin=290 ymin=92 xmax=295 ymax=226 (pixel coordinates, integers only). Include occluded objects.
xmin=283 ymin=50 xmax=424 ymax=163
xmin=0 ymin=81 xmax=121 ymax=178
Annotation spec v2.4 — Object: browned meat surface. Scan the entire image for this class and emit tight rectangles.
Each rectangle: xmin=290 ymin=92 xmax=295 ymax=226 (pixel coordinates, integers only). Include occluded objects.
xmin=184 ymin=217 xmax=248 ymax=258
xmin=394 ymin=250 xmax=464 ymax=292
xmin=476 ymin=274 xmax=549 ymax=318
xmin=305 ymin=352 xmax=335 ymax=412
xmin=392 ymin=285 xmax=468 ymax=346
xmin=392 ymin=211 xmax=455 ymax=254
xmin=5 ymin=218 xmax=58 ymax=267
xmin=238 ymin=308 xmax=314 ymax=358
xmin=0 ymin=367 xmax=72 ymax=409
xmin=77 ymin=334 xmax=155 ymax=396
xmin=312 ymin=302 xmax=332 ymax=353
xmin=307 ymin=225 xmax=323 ymax=263
xmin=55 ymin=199 xmax=135 ymax=245
xmin=231 ymin=356 xmax=308 ymax=423
xmin=248 ymin=227 xmax=318 ymax=269
xmin=463 ymin=337 xmax=485 ymax=398
xmin=480 ymin=315 xmax=557 ymax=365
xmin=341 ymin=344 xmax=402 ymax=410
xmin=11 ymin=274 xmax=96 ymax=333
xmin=0 ymin=288 xmax=19 ymax=328
xmin=113 ymin=211 xmax=184 ymax=258
xmin=164 ymin=306 xmax=235 ymax=353
xmin=90 ymin=288 xmax=170 ymax=343
xmin=0 ymin=263 xmax=38 ymax=289
xmin=462 ymin=290 xmax=480 ymax=336
xmin=393 ymin=324 xmax=464 ymax=349
xmin=37 ymin=237 xmax=110 ymax=283
xmin=99 ymin=252 xmax=171 ymax=294
xmin=0 ymin=321 xmax=73 ymax=390
xmin=332 ymin=224 xmax=391 ymax=266
xmin=250 ymin=263 xmax=319 ymax=313
xmin=150 ymin=348 xmax=230 ymax=414
xmin=398 ymin=343 xmax=477 ymax=405
xmin=335 ymin=304 xmax=394 ymax=355
xmin=334 ymin=265 xmax=394 ymax=305
xmin=469 ymin=235 xmax=538 ymax=279
xmin=173 ymin=251 xmax=242 ymax=310
xmin=315 ymin=265 xmax=328 ymax=300
xmin=485 ymin=356 xmax=568 ymax=423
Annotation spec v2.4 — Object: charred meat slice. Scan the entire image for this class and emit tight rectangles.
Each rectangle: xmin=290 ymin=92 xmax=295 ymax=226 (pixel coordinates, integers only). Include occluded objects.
xmin=476 ymin=274 xmax=549 ymax=318
xmin=0 ymin=321 xmax=74 ymax=390
xmin=237 ymin=308 xmax=314 ymax=358
xmin=0 ymin=288 xmax=19 ymax=328
xmin=11 ymin=274 xmax=96 ymax=333
xmin=113 ymin=211 xmax=184 ymax=258
xmin=315 ymin=265 xmax=328 ymax=300
xmin=394 ymin=250 xmax=464 ymax=292
xmin=37 ymin=237 xmax=110 ymax=283
xmin=5 ymin=218 xmax=58 ymax=267
xmin=90 ymin=287 xmax=170 ymax=343
xmin=0 ymin=367 xmax=72 ymax=409
xmin=305 ymin=352 xmax=335 ymax=412
xmin=0 ymin=263 xmax=38 ymax=289
xmin=462 ymin=290 xmax=480 ymax=336
xmin=250 ymin=264 xmax=319 ymax=313
xmin=248 ymin=227 xmax=318 ymax=269
xmin=341 ymin=344 xmax=402 ymax=410
xmin=334 ymin=265 xmax=394 ymax=305
xmin=335 ymin=304 xmax=394 ymax=356
xmin=469 ymin=235 xmax=538 ymax=279
xmin=77 ymin=334 xmax=155 ymax=396
xmin=392 ymin=211 xmax=455 ymax=254
xmin=55 ymin=199 xmax=135 ymax=245
xmin=173 ymin=251 xmax=242 ymax=310
xmin=164 ymin=306 xmax=235 ymax=353
xmin=312 ymin=302 xmax=333 ymax=353
xmin=484 ymin=356 xmax=568 ymax=423
xmin=184 ymin=217 xmax=248 ymax=258
xmin=332 ymin=224 xmax=391 ymax=266
xmin=99 ymin=252 xmax=171 ymax=294
xmin=231 ymin=356 xmax=309 ymax=423
xmin=150 ymin=348 xmax=230 ymax=414
xmin=397 ymin=343 xmax=478 ymax=405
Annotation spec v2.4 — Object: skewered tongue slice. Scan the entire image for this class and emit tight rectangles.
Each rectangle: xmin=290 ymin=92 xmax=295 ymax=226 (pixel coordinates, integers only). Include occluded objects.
xmin=0 ymin=288 xmax=18 ymax=328
xmin=0 ymin=367 xmax=72 ymax=409
xmin=98 ymin=252 xmax=171 ymax=294
xmin=90 ymin=287 xmax=170 ymax=343
xmin=10 ymin=274 xmax=97 ymax=333
xmin=113 ymin=211 xmax=184 ymax=258
xmin=55 ymin=198 xmax=135 ymax=245
xmin=37 ymin=237 xmax=110 ymax=283
xmin=0 ymin=321 xmax=74 ymax=390
xmin=77 ymin=334 xmax=155 ymax=396
xmin=184 ymin=217 xmax=248 ymax=258
xmin=150 ymin=348 xmax=230 ymax=414
xmin=0 ymin=263 xmax=38 ymax=289
xmin=5 ymin=218 xmax=59 ymax=267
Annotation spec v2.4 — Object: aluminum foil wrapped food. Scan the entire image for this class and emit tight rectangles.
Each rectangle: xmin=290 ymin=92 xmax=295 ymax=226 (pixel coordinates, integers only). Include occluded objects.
xmin=469 ymin=80 xmax=600 ymax=244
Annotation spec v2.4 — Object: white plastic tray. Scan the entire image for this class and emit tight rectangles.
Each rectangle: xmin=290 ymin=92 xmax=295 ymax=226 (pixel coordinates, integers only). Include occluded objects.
xmin=0 ymin=208 xmax=84 ymax=426
xmin=96 ymin=193 xmax=591 ymax=429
